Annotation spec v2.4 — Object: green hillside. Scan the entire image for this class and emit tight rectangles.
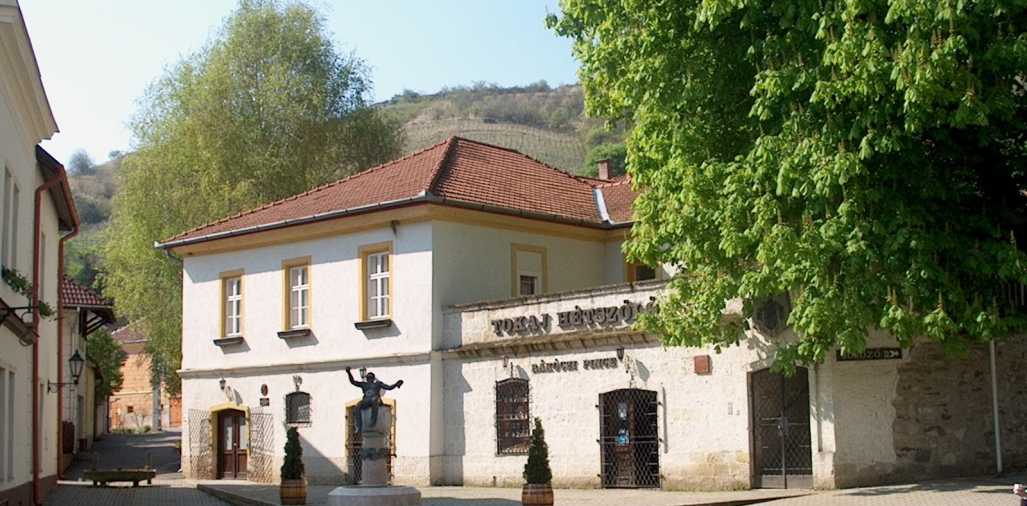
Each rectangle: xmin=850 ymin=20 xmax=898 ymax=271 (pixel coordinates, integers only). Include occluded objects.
xmin=63 ymin=82 xmax=626 ymax=290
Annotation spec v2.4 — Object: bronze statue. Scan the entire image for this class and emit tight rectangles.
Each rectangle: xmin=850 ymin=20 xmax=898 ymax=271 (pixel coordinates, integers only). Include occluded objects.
xmin=346 ymin=366 xmax=403 ymax=432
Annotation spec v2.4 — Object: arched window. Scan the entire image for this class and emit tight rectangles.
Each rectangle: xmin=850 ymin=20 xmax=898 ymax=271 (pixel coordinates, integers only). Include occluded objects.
xmin=285 ymin=391 xmax=311 ymax=425
xmin=495 ymin=378 xmax=530 ymax=455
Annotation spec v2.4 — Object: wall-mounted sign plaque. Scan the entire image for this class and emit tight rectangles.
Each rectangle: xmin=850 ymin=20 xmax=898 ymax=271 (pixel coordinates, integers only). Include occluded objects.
xmin=836 ymin=347 xmax=902 ymax=361
xmin=491 ymin=297 xmax=657 ymax=337
xmin=259 ymin=397 xmax=270 ymax=407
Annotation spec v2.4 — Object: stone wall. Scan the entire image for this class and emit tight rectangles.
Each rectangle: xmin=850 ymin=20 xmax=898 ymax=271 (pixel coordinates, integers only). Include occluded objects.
xmin=882 ymin=337 xmax=1027 ymax=486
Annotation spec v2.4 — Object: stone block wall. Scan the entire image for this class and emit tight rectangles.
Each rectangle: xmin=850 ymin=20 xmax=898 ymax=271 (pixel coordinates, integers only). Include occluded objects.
xmin=884 ymin=337 xmax=1027 ymax=486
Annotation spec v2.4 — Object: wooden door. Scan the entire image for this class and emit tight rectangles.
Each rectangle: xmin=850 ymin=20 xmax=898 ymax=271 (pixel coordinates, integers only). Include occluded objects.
xmin=217 ymin=409 xmax=248 ymax=479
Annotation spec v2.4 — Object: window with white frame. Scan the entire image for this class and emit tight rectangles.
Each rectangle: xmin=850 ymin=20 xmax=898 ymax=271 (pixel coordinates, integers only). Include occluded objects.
xmin=9 ymin=183 xmax=17 ymax=270
xmin=366 ymin=251 xmax=390 ymax=319
xmin=288 ymin=265 xmax=309 ymax=329
xmin=5 ymin=370 xmax=11 ymax=481
xmin=223 ymin=276 xmax=242 ymax=336
xmin=0 ymin=168 xmax=6 ymax=268
xmin=0 ymin=366 xmax=5 ymax=481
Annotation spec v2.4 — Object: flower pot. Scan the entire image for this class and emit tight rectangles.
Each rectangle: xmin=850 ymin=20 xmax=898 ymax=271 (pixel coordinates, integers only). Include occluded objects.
xmin=521 ymin=483 xmax=553 ymax=506
xmin=280 ymin=478 xmax=307 ymax=505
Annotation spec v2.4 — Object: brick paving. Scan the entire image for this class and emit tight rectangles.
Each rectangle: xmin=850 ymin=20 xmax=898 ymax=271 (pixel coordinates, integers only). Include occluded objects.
xmin=46 ymin=481 xmax=230 ymax=506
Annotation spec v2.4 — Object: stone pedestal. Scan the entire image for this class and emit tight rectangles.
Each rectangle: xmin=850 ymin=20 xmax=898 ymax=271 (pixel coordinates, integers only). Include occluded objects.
xmin=328 ymin=405 xmax=420 ymax=505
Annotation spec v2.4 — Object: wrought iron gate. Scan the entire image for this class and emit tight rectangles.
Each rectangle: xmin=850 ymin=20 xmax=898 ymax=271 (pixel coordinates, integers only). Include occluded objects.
xmin=750 ymin=368 xmax=813 ymax=488
xmin=248 ymin=411 xmax=275 ymax=483
xmin=187 ymin=409 xmax=214 ymax=479
xmin=598 ymin=388 xmax=660 ymax=488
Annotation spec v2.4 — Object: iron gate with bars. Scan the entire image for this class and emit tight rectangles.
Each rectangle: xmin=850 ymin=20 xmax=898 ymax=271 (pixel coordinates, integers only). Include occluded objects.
xmin=187 ymin=409 xmax=214 ymax=479
xmin=248 ymin=411 xmax=275 ymax=483
xmin=598 ymin=388 xmax=660 ymax=488
xmin=750 ymin=367 xmax=813 ymax=488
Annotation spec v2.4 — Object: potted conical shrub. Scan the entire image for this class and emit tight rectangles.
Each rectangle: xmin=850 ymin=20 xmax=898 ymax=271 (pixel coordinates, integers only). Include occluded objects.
xmin=522 ymin=418 xmax=554 ymax=506
xmin=280 ymin=426 xmax=306 ymax=505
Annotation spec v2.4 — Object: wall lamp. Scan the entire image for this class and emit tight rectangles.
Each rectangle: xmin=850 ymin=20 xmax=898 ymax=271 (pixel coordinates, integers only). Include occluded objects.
xmin=47 ymin=350 xmax=84 ymax=393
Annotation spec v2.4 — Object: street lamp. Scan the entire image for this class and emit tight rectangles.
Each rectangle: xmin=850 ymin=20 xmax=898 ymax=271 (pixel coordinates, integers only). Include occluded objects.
xmin=47 ymin=350 xmax=85 ymax=393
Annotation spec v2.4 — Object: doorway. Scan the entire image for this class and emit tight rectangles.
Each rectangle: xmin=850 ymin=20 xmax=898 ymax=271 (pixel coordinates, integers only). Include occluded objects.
xmin=599 ymin=388 xmax=660 ymax=488
xmin=217 ymin=409 xmax=248 ymax=479
xmin=750 ymin=367 xmax=812 ymax=488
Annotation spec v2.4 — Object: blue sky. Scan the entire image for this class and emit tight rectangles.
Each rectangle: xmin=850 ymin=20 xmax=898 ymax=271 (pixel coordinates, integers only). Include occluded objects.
xmin=19 ymin=1 xmax=579 ymax=164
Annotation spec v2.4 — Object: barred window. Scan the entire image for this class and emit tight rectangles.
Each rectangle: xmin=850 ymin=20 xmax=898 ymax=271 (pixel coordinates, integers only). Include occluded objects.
xmin=286 ymin=392 xmax=311 ymax=425
xmin=495 ymin=378 xmax=530 ymax=455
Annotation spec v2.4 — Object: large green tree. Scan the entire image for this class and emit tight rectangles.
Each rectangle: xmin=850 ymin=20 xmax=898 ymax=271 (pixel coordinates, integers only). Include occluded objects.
xmin=86 ymin=328 xmax=127 ymax=399
xmin=104 ymin=0 xmax=403 ymax=391
xmin=550 ymin=1 xmax=1027 ymax=369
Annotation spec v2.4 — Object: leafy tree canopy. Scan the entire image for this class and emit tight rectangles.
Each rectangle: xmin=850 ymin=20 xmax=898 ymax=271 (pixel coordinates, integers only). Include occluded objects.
xmin=104 ymin=0 xmax=403 ymax=392
xmin=86 ymin=328 xmax=127 ymax=399
xmin=581 ymin=142 xmax=626 ymax=178
xmin=68 ymin=149 xmax=95 ymax=175
xmin=550 ymin=0 xmax=1027 ymax=369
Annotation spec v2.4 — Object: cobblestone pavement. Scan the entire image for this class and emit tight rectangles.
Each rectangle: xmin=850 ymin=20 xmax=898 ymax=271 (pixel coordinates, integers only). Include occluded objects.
xmin=764 ymin=476 xmax=1021 ymax=506
xmin=64 ymin=430 xmax=184 ymax=481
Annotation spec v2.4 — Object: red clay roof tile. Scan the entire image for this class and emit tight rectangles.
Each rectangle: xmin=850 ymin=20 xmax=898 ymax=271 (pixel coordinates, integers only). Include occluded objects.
xmin=61 ymin=276 xmax=110 ymax=308
xmin=162 ymin=137 xmax=638 ymax=246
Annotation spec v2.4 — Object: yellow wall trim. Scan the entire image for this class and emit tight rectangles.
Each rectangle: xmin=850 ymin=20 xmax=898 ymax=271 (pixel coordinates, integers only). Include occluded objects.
xmin=510 ymin=243 xmax=549 ymax=297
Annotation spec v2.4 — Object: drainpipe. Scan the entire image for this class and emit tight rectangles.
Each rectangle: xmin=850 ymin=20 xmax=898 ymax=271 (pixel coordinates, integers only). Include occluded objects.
xmin=33 ymin=173 xmax=65 ymax=505
xmin=989 ymin=340 xmax=1002 ymax=475
xmin=55 ymin=223 xmax=79 ymax=479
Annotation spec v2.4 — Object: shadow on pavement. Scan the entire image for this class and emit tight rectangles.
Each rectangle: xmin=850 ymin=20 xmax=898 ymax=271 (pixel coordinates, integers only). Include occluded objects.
xmin=423 ymin=499 xmax=519 ymax=505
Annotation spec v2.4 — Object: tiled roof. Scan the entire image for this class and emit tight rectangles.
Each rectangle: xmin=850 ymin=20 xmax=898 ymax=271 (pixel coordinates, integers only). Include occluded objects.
xmin=112 ymin=323 xmax=146 ymax=344
xmin=61 ymin=276 xmax=110 ymax=307
xmin=598 ymin=180 xmax=636 ymax=224
xmin=161 ymin=137 xmax=638 ymax=247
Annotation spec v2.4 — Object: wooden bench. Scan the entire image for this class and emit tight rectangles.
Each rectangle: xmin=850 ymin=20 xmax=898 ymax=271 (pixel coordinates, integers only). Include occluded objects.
xmin=83 ymin=468 xmax=157 ymax=487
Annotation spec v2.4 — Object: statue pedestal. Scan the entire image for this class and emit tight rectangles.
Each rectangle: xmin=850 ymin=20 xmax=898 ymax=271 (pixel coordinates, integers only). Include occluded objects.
xmin=328 ymin=405 xmax=420 ymax=506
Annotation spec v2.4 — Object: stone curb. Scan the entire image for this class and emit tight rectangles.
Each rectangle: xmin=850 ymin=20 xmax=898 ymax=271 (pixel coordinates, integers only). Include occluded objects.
xmin=197 ymin=483 xmax=810 ymax=506
xmin=198 ymin=484 xmax=277 ymax=506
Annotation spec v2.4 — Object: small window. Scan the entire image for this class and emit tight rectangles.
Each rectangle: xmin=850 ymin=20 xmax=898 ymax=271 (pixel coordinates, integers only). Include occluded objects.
xmin=286 ymin=391 xmax=311 ymax=425
xmin=127 ymin=405 xmax=134 ymax=414
xmin=288 ymin=265 xmax=309 ymax=329
xmin=519 ymin=275 xmax=538 ymax=297
xmin=627 ymin=262 xmax=658 ymax=282
xmin=511 ymin=244 xmax=547 ymax=297
xmin=8 ymin=182 xmax=18 ymax=270
xmin=495 ymin=378 xmax=530 ymax=455
xmin=223 ymin=276 xmax=242 ymax=337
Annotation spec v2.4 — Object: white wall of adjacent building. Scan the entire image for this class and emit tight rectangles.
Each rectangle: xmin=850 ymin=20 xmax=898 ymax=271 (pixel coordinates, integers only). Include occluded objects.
xmin=0 ymin=2 xmax=63 ymax=495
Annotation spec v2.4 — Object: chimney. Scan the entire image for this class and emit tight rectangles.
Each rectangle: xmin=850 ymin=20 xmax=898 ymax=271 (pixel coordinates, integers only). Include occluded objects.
xmin=596 ymin=159 xmax=612 ymax=180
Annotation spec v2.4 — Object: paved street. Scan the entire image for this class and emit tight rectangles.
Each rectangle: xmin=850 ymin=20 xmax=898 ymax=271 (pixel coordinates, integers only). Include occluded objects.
xmin=47 ymin=430 xmax=1026 ymax=506
xmin=765 ymin=477 xmax=1021 ymax=506
xmin=47 ymin=430 xmax=230 ymax=506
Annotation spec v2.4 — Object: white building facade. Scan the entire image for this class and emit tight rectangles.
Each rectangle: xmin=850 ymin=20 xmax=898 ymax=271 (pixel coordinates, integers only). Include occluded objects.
xmin=0 ymin=2 xmax=80 ymax=504
xmin=165 ymin=137 xmax=1027 ymax=491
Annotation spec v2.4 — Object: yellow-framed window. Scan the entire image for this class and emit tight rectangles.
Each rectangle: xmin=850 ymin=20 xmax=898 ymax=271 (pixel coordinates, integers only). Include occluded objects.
xmin=282 ymin=257 xmax=311 ymax=330
xmin=360 ymin=242 xmax=393 ymax=320
xmin=220 ymin=272 xmax=243 ymax=337
xmin=625 ymin=262 xmax=658 ymax=283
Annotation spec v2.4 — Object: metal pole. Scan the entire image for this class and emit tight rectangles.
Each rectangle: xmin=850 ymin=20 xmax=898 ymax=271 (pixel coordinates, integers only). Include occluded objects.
xmin=989 ymin=340 xmax=1002 ymax=474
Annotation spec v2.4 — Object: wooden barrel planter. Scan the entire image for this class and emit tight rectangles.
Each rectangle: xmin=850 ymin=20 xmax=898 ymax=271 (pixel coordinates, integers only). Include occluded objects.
xmin=521 ymin=483 xmax=554 ymax=506
xmin=280 ymin=479 xmax=307 ymax=505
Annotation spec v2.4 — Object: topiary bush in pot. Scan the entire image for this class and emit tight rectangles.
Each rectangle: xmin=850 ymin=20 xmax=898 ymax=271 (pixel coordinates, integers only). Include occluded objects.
xmin=522 ymin=417 xmax=554 ymax=505
xmin=280 ymin=426 xmax=306 ymax=505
